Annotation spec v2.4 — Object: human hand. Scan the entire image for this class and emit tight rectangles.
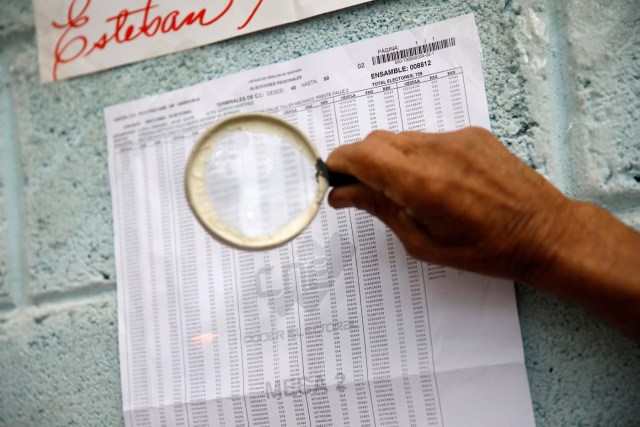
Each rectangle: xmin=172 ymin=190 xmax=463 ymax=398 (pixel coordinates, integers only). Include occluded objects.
xmin=326 ymin=127 xmax=576 ymax=283
xmin=327 ymin=126 xmax=640 ymax=339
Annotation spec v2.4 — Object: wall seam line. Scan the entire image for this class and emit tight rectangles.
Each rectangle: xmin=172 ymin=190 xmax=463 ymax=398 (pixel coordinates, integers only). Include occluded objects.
xmin=32 ymin=281 xmax=117 ymax=307
xmin=1 ymin=50 xmax=28 ymax=307
xmin=544 ymin=0 xmax=573 ymax=197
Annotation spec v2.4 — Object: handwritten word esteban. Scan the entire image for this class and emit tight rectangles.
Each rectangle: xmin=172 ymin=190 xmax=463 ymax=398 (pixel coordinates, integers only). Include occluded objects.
xmin=51 ymin=0 xmax=265 ymax=80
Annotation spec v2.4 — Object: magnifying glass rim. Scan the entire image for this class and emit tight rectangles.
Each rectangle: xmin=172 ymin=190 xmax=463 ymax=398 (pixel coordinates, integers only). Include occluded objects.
xmin=185 ymin=112 xmax=328 ymax=251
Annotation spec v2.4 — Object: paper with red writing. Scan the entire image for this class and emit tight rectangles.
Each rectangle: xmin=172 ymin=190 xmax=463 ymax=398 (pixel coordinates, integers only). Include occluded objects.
xmin=33 ymin=0 xmax=371 ymax=82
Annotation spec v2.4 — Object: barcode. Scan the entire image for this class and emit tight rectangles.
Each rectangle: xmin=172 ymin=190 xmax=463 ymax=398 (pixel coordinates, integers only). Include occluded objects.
xmin=371 ymin=37 xmax=456 ymax=65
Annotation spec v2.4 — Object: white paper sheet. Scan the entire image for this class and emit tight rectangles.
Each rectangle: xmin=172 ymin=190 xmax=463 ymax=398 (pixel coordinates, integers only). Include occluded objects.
xmin=33 ymin=0 xmax=371 ymax=82
xmin=105 ymin=14 xmax=535 ymax=426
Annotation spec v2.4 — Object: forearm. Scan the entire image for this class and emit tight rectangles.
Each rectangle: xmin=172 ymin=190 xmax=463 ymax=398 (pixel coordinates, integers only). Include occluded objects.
xmin=525 ymin=201 xmax=640 ymax=339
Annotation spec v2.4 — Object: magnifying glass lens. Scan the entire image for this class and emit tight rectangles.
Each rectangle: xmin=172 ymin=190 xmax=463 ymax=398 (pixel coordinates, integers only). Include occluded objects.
xmin=206 ymin=128 xmax=319 ymax=240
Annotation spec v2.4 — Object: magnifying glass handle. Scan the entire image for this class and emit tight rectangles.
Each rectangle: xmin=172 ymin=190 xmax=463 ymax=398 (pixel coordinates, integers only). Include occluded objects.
xmin=328 ymin=171 xmax=359 ymax=187
xmin=316 ymin=159 xmax=359 ymax=188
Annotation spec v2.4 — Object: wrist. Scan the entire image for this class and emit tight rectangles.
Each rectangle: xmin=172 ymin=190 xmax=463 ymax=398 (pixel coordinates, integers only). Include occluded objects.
xmin=520 ymin=199 xmax=640 ymax=338
xmin=514 ymin=197 xmax=586 ymax=292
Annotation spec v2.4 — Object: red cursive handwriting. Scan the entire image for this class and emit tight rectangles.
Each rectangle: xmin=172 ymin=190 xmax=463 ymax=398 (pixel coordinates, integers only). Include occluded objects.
xmin=237 ymin=0 xmax=263 ymax=30
xmin=51 ymin=0 xmax=90 ymax=80
xmin=51 ymin=0 xmax=267 ymax=80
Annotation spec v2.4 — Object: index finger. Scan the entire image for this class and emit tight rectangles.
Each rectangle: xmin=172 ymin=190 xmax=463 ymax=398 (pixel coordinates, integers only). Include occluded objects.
xmin=326 ymin=130 xmax=431 ymax=209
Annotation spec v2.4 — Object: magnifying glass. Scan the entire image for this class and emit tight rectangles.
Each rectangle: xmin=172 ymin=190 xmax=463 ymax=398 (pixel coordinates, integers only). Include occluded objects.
xmin=185 ymin=113 xmax=357 ymax=251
